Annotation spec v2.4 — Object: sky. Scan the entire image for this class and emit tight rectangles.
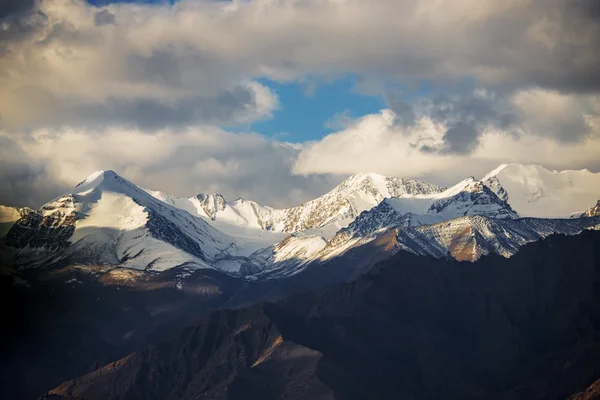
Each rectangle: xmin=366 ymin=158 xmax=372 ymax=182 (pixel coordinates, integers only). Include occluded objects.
xmin=0 ymin=0 xmax=599 ymax=208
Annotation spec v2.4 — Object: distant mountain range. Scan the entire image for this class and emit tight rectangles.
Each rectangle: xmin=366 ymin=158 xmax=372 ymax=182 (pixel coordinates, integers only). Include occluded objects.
xmin=2 ymin=163 xmax=600 ymax=399
xmin=1 ymin=163 xmax=599 ymax=280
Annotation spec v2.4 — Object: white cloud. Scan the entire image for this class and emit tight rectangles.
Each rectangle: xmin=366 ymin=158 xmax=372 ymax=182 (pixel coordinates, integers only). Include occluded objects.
xmin=0 ymin=0 xmax=598 ymax=131
xmin=3 ymin=127 xmax=339 ymax=208
xmin=293 ymin=97 xmax=600 ymax=183
xmin=510 ymin=89 xmax=600 ymax=142
xmin=0 ymin=0 xmax=599 ymax=207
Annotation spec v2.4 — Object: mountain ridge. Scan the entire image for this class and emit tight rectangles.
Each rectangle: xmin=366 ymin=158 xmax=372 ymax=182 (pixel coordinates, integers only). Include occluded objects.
xmin=45 ymin=230 xmax=600 ymax=400
xmin=2 ymin=163 xmax=600 ymax=279
xmin=148 ymin=172 xmax=445 ymax=235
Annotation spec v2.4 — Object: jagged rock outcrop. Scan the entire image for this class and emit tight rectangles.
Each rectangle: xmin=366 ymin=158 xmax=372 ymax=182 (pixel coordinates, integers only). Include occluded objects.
xmin=581 ymin=200 xmax=600 ymax=218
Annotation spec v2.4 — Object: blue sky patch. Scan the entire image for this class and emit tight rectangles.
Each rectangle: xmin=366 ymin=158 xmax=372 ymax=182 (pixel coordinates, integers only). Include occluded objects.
xmin=248 ymin=75 xmax=385 ymax=142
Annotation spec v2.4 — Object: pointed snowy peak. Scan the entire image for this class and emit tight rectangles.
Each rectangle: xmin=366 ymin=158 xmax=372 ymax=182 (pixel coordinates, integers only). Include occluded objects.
xmin=73 ymin=170 xmax=133 ymax=195
xmin=426 ymin=177 xmax=518 ymax=219
xmin=482 ymin=163 xmax=600 ymax=218
xmin=37 ymin=170 xmax=145 ymax=219
xmin=4 ymin=169 xmax=243 ymax=273
xmin=193 ymin=193 xmax=227 ymax=219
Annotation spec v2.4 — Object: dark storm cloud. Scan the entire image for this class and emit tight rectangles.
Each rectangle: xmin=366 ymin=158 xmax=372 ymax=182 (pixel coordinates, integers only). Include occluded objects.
xmin=521 ymin=0 xmax=600 ymax=94
xmin=93 ymin=9 xmax=115 ymax=26
xmin=385 ymin=93 xmax=416 ymax=127
xmin=0 ymin=2 xmax=47 ymax=54
xmin=427 ymin=92 xmax=516 ymax=153
xmin=7 ymin=84 xmax=270 ymax=131
xmin=392 ymin=89 xmax=518 ymax=155
xmin=440 ymin=122 xmax=480 ymax=155
xmin=0 ymin=137 xmax=67 ymax=207
xmin=0 ymin=0 xmax=35 ymax=19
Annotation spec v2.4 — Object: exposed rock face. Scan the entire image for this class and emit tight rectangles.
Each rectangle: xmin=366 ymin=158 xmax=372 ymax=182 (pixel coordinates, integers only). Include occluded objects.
xmin=570 ymin=378 xmax=600 ymax=400
xmin=47 ymin=231 xmax=600 ymax=400
xmin=325 ymin=201 xmax=410 ymax=250
xmin=4 ymin=210 xmax=77 ymax=251
xmin=394 ymin=215 xmax=600 ymax=261
xmin=271 ymin=173 xmax=444 ymax=233
xmin=426 ymin=179 xmax=518 ymax=219
xmin=194 ymin=193 xmax=227 ymax=219
xmin=315 ymin=212 xmax=600 ymax=268
xmin=582 ymin=200 xmax=600 ymax=217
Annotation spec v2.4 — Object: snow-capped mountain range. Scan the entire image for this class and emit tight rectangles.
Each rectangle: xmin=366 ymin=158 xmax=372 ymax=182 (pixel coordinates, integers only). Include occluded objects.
xmin=147 ymin=173 xmax=443 ymax=237
xmin=1 ymin=163 xmax=599 ymax=281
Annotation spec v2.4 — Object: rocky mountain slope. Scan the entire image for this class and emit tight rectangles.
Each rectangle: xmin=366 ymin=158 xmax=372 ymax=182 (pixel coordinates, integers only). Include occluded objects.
xmin=579 ymin=200 xmax=600 ymax=218
xmin=251 ymin=214 xmax=600 ymax=279
xmin=393 ymin=215 xmax=600 ymax=261
xmin=47 ymin=230 xmax=600 ymax=400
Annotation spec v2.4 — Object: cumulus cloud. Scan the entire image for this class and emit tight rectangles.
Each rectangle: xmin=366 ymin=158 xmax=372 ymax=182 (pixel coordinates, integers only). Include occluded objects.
xmin=1 ymin=128 xmax=339 ymax=209
xmin=0 ymin=0 xmax=599 ymax=207
xmin=293 ymin=100 xmax=600 ymax=183
xmin=0 ymin=0 xmax=599 ymax=131
xmin=378 ymin=87 xmax=600 ymax=154
xmin=0 ymin=0 xmax=279 ymax=131
xmin=510 ymin=89 xmax=600 ymax=142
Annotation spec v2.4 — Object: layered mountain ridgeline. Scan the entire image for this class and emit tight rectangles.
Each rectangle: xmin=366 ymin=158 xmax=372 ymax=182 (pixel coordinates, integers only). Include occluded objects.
xmin=47 ymin=230 xmax=600 ymax=400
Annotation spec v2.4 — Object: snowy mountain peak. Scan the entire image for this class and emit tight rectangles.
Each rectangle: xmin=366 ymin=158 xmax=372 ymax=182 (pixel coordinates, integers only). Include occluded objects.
xmin=343 ymin=172 xmax=386 ymax=184
xmin=75 ymin=169 xmax=117 ymax=186
xmin=3 ymin=169 xmax=251 ymax=273
xmin=338 ymin=172 xmax=444 ymax=199
xmin=193 ymin=193 xmax=227 ymax=219
xmin=72 ymin=169 xmax=129 ymax=196
xmin=482 ymin=163 xmax=600 ymax=218
xmin=427 ymin=177 xmax=518 ymax=219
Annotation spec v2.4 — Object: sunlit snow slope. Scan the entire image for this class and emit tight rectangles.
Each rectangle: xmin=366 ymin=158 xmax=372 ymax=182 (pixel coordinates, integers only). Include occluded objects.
xmin=2 ymin=171 xmax=273 ymax=273
xmin=147 ymin=173 xmax=444 ymax=237
xmin=483 ymin=164 xmax=600 ymax=218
